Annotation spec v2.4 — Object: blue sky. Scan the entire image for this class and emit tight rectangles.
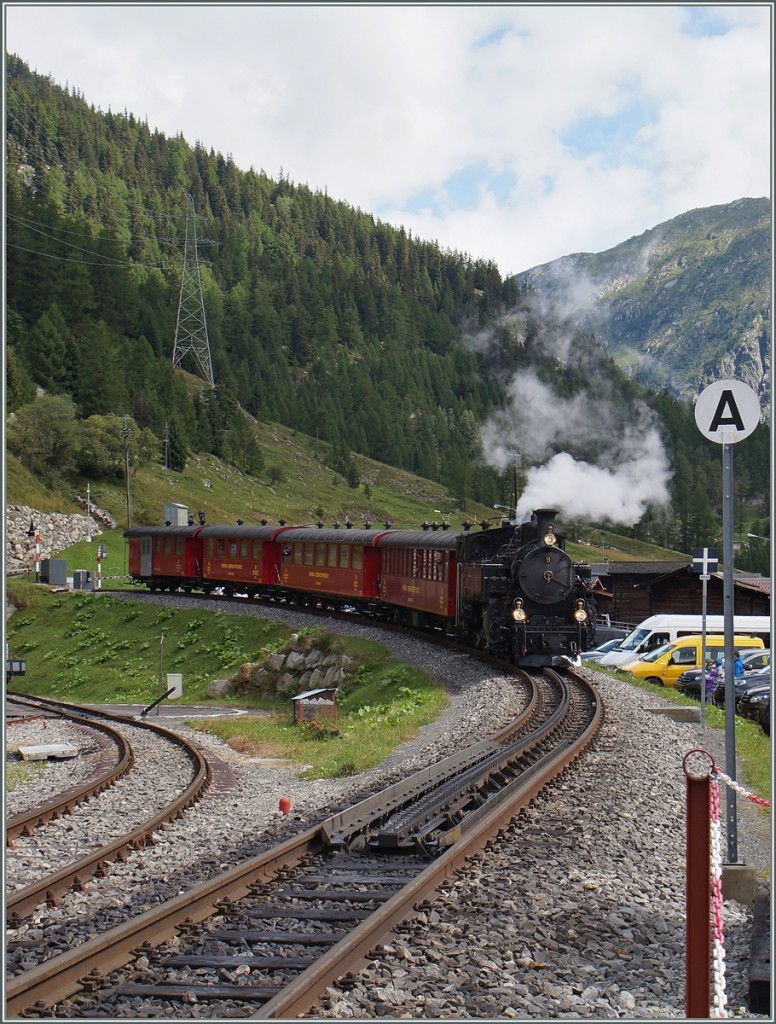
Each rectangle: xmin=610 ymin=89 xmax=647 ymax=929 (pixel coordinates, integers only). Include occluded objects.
xmin=3 ymin=3 xmax=771 ymax=276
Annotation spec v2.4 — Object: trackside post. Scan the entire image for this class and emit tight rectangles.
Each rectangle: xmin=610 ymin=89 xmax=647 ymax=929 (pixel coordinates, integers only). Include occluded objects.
xmin=683 ymin=748 xmax=713 ymax=1019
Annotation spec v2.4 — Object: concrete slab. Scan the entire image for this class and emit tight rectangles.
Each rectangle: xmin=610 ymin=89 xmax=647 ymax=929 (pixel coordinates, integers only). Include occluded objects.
xmin=644 ymin=707 xmax=701 ymax=723
xmin=18 ymin=743 xmax=78 ymax=761
xmin=722 ymin=862 xmax=758 ymax=905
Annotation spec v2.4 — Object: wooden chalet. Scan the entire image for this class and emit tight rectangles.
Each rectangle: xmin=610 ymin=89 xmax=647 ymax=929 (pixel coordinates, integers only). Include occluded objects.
xmin=589 ymin=561 xmax=771 ymax=627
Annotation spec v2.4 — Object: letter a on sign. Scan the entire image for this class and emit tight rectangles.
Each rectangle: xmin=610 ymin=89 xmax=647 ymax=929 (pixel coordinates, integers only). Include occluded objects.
xmin=694 ymin=380 xmax=760 ymax=445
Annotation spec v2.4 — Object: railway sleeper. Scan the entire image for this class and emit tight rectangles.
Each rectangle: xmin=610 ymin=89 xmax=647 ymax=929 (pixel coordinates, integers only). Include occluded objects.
xmin=162 ymin=954 xmax=316 ymax=970
xmin=115 ymin=982 xmax=282 ymax=1001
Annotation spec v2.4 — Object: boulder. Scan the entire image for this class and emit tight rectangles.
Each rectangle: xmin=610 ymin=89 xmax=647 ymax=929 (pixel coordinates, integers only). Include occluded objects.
xmin=207 ymin=678 xmax=234 ymax=698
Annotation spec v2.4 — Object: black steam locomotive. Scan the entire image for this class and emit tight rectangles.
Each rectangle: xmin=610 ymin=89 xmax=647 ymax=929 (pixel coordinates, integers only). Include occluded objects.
xmin=457 ymin=508 xmax=596 ymax=666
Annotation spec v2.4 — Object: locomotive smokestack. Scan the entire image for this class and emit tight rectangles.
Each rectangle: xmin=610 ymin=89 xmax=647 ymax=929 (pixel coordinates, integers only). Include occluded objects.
xmin=534 ymin=508 xmax=558 ymax=538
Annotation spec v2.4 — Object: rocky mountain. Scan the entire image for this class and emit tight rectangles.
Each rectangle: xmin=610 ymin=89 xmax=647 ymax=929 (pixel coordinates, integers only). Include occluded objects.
xmin=513 ymin=198 xmax=770 ymax=409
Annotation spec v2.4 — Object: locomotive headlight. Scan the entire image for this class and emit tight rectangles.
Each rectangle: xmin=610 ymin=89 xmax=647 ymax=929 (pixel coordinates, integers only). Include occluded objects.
xmin=543 ymin=527 xmax=557 ymax=546
xmin=572 ymin=600 xmax=588 ymax=624
xmin=512 ymin=598 xmax=528 ymax=623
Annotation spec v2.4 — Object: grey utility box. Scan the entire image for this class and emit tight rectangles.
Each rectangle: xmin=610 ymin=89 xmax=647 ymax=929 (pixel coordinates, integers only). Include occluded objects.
xmin=164 ymin=503 xmax=189 ymax=526
xmin=72 ymin=570 xmax=94 ymax=591
xmin=40 ymin=558 xmax=67 ymax=585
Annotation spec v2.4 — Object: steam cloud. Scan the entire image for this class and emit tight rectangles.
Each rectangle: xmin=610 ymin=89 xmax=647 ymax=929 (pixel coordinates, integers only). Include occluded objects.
xmin=479 ymin=371 xmax=671 ymax=527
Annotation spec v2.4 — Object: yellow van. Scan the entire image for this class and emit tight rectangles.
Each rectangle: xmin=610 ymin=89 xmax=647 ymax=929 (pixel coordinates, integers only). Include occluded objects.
xmin=621 ymin=634 xmax=765 ymax=687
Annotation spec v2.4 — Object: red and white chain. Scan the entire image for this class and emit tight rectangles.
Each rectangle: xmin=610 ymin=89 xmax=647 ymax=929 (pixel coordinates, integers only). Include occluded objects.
xmin=709 ymin=773 xmax=728 ymax=1017
xmin=709 ymin=768 xmax=770 ymax=1018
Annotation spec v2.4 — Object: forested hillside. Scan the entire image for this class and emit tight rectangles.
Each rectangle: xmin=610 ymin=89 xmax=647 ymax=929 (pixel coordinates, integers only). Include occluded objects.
xmin=4 ymin=56 xmax=770 ymax=567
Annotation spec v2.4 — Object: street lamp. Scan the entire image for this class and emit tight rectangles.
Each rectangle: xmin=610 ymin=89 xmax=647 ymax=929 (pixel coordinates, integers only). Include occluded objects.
xmin=493 ymin=503 xmax=516 ymax=521
xmin=746 ymin=533 xmax=769 ymax=542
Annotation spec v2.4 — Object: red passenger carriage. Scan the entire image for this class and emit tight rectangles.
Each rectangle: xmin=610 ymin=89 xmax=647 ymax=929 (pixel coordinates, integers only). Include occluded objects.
xmin=375 ymin=529 xmax=461 ymax=628
xmin=274 ymin=527 xmax=386 ymax=610
xmin=124 ymin=526 xmax=205 ymax=591
xmin=199 ymin=524 xmax=295 ymax=596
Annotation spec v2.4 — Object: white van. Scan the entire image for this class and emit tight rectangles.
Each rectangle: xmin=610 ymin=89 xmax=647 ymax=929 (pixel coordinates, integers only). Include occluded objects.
xmin=597 ymin=614 xmax=771 ymax=668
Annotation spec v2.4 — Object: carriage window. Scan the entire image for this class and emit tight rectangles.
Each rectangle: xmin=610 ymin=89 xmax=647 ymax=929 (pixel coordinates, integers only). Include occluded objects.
xmin=230 ymin=541 xmax=238 ymax=556
xmin=352 ymin=546 xmax=362 ymax=570
xmin=411 ymin=549 xmax=420 ymax=577
xmin=176 ymin=539 xmax=184 ymax=555
xmin=316 ymin=543 xmax=325 ymax=566
xmin=304 ymin=544 xmax=314 ymax=566
xmin=206 ymin=539 xmax=214 ymax=556
xmin=164 ymin=538 xmax=172 ymax=555
xmin=252 ymin=540 xmax=262 ymax=559
xmin=293 ymin=544 xmax=303 ymax=565
xmin=340 ymin=546 xmax=350 ymax=568
xmin=328 ymin=545 xmax=338 ymax=567
xmin=217 ymin=539 xmax=225 ymax=556
xmin=155 ymin=537 xmax=163 ymax=553
xmin=241 ymin=540 xmax=249 ymax=557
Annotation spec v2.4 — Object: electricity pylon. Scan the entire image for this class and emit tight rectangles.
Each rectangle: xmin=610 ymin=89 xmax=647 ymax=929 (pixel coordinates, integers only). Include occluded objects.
xmin=172 ymin=195 xmax=214 ymax=387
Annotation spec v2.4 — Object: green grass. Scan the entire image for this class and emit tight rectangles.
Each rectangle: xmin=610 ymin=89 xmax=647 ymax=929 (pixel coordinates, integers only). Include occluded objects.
xmin=4 ymin=578 xmax=449 ymax=780
xmin=5 ymin=578 xmax=291 ymax=705
xmin=4 ymin=759 xmax=48 ymax=794
xmin=190 ymin=663 xmax=449 ymax=780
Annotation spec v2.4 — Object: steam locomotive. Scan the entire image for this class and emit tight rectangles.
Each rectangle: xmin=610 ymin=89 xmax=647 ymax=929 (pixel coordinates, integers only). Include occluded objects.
xmin=124 ymin=507 xmax=596 ymax=667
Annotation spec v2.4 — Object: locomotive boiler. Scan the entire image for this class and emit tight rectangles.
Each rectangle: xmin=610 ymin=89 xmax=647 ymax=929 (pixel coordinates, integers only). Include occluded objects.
xmin=458 ymin=508 xmax=596 ymax=666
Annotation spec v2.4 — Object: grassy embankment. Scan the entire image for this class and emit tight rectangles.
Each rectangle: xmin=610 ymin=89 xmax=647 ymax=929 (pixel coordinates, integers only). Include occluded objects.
xmin=6 ymin=417 xmax=688 ymax=587
xmin=4 ymin=578 xmax=448 ymax=780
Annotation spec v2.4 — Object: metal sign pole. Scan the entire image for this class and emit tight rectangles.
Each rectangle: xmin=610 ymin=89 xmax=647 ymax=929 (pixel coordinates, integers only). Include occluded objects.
xmin=699 ymin=572 xmax=708 ymax=729
xmin=722 ymin=437 xmax=738 ymax=864
xmin=694 ymin=379 xmax=761 ymax=868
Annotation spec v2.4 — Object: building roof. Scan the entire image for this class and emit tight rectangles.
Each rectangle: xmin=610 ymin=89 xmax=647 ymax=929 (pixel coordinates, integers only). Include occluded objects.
xmin=590 ymin=561 xmax=688 ymax=576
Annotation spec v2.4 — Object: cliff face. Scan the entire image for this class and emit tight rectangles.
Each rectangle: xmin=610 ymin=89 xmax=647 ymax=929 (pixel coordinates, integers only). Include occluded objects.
xmin=513 ymin=198 xmax=771 ymax=408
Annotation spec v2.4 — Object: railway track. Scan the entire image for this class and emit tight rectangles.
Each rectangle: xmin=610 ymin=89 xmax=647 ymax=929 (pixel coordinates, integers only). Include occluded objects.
xmin=5 ymin=693 xmax=211 ymax=927
xmin=6 ymin=669 xmax=603 ymax=1018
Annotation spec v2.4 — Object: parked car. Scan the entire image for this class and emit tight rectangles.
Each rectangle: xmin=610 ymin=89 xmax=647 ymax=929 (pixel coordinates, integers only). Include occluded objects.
xmin=760 ymin=697 xmax=770 ymax=738
xmin=676 ymin=649 xmax=770 ymax=700
xmin=713 ymin=666 xmax=773 ymax=709
xmin=581 ymin=638 xmax=624 ymax=663
xmin=622 ymin=634 xmax=765 ymax=688
xmin=737 ymin=681 xmax=771 ymax=723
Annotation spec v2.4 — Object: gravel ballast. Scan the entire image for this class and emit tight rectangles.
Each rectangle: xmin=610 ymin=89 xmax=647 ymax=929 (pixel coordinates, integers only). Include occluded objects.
xmin=5 ymin=593 xmax=771 ymax=1019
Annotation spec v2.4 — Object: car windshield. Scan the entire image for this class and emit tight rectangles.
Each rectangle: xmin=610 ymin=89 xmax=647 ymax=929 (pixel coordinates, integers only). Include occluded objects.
xmin=641 ymin=642 xmax=674 ymax=663
xmin=618 ymin=628 xmax=650 ymax=652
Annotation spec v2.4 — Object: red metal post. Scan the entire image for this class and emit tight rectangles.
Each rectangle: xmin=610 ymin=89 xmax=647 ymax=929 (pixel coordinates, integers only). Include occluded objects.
xmin=684 ymin=749 xmax=713 ymax=1018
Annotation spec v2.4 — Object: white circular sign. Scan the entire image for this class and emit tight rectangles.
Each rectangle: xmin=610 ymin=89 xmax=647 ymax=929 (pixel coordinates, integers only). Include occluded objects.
xmin=694 ymin=379 xmax=761 ymax=444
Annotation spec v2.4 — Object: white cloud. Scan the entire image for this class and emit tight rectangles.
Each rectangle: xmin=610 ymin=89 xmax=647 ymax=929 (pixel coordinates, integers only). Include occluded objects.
xmin=5 ymin=3 xmax=771 ymax=275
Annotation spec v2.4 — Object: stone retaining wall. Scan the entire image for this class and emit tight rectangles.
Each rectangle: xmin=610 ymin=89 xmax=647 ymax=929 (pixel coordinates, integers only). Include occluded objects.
xmin=5 ymin=502 xmax=117 ymax=574
xmin=207 ymin=633 xmax=356 ymax=699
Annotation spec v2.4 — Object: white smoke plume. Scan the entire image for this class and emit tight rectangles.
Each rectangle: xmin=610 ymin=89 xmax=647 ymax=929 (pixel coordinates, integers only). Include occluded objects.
xmin=479 ymin=371 xmax=672 ymax=527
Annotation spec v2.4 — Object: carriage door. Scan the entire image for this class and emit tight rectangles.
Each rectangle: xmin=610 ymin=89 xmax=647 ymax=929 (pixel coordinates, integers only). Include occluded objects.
xmin=141 ymin=537 xmax=153 ymax=576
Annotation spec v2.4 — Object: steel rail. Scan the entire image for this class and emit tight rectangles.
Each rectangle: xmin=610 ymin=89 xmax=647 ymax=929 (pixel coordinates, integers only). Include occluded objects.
xmin=7 ymin=701 xmax=134 ymax=843
xmin=6 ymin=673 xmax=603 ymax=1019
xmin=5 ymin=694 xmax=211 ymax=926
xmin=5 ymin=826 xmax=323 ymax=1016
xmin=254 ymin=672 xmax=603 ymax=1019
